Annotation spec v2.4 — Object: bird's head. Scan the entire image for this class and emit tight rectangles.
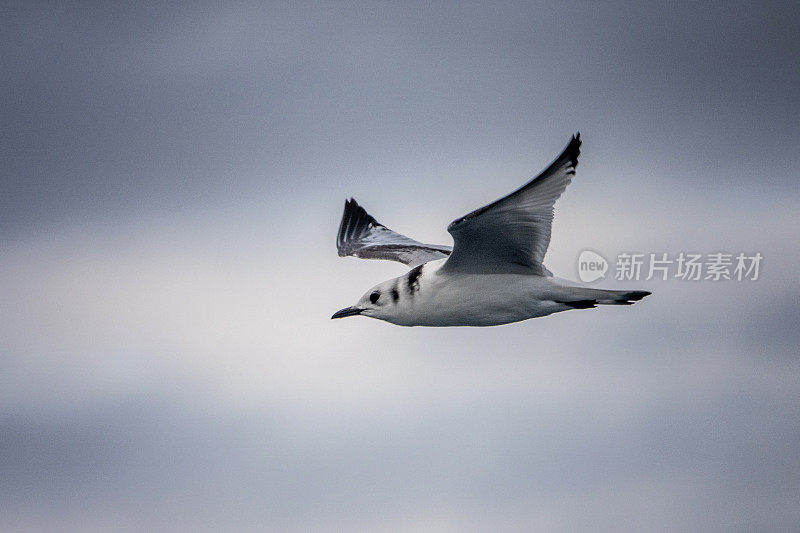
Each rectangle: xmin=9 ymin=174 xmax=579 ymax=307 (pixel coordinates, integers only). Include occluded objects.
xmin=331 ymin=279 xmax=398 ymax=321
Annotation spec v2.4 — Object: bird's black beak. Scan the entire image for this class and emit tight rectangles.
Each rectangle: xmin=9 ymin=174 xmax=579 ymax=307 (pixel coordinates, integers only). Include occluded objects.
xmin=331 ymin=306 xmax=363 ymax=319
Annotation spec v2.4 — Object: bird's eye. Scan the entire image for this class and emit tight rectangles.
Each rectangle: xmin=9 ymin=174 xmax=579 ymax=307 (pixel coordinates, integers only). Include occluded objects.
xmin=370 ymin=291 xmax=380 ymax=304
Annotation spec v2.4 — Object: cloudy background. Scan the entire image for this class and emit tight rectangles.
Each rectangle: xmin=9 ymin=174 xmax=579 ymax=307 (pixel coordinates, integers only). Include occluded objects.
xmin=2 ymin=1 xmax=799 ymax=531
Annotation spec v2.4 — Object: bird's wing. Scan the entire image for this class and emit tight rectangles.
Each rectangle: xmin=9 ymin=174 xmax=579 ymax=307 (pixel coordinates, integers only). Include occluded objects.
xmin=336 ymin=198 xmax=452 ymax=267
xmin=441 ymin=133 xmax=581 ymax=276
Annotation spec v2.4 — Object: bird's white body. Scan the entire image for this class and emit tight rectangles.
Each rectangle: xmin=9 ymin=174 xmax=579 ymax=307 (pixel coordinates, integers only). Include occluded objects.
xmin=332 ymin=134 xmax=650 ymax=327
xmin=390 ymin=260 xmax=561 ymax=326
xmin=357 ymin=259 xmax=644 ymax=327
xmin=385 ymin=260 xmax=565 ymax=326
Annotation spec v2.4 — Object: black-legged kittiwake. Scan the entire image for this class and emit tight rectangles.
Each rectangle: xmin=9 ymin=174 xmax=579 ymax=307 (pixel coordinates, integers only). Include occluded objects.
xmin=332 ymin=134 xmax=650 ymax=326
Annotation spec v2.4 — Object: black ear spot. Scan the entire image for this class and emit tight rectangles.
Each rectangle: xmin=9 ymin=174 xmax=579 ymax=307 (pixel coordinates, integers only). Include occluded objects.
xmin=370 ymin=291 xmax=381 ymax=304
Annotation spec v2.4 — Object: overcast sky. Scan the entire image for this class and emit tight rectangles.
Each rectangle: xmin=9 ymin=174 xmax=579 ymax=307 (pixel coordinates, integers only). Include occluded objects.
xmin=2 ymin=2 xmax=799 ymax=531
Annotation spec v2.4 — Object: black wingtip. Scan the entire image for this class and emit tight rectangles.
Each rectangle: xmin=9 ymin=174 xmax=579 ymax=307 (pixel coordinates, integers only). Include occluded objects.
xmin=337 ymin=197 xmax=385 ymax=256
xmin=342 ymin=198 xmax=381 ymax=228
xmin=337 ymin=198 xmax=362 ymax=255
xmin=566 ymin=132 xmax=582 ymax=169
xmin=569 ymin=131 xmax=581 ymax=150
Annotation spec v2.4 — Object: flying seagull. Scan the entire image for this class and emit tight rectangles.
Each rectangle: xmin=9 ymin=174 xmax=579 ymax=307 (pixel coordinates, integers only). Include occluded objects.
xmin=332 ymin=134 xmax=650 ymax=326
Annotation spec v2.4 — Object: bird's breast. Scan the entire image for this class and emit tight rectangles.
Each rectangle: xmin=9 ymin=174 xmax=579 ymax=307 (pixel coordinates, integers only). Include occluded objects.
xmin=387 ymin=269 xmax=557 ymax=327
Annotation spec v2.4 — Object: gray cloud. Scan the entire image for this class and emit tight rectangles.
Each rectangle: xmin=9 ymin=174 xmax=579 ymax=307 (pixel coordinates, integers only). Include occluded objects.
xmin=2 ymin=1 xmax=799 ymax=531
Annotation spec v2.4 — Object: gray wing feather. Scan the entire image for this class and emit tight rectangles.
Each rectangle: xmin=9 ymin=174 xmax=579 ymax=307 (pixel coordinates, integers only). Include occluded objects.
xmin=442 ymin=134 xmax=581 ymax=276
xmin=336 ymin=198 xmax=451 ymax=267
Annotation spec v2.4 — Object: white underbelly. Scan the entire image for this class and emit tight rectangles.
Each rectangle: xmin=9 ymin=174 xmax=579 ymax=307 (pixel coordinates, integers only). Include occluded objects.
xmin=392 ymin=273 xmax=564 ymax=327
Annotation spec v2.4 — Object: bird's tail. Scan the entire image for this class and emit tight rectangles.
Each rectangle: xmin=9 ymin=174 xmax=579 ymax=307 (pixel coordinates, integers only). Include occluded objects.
xmin=556 ymin=288 xmax=651 ymax=309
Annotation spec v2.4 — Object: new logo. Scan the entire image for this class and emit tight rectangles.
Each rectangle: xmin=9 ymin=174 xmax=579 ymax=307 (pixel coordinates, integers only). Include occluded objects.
xmin=577 ymin=250 xmax=608 ymax=283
